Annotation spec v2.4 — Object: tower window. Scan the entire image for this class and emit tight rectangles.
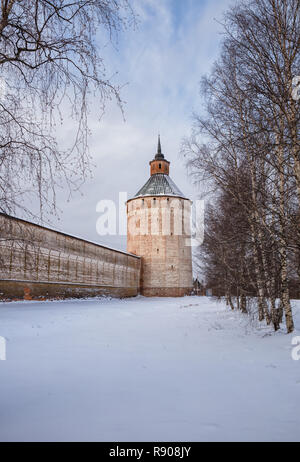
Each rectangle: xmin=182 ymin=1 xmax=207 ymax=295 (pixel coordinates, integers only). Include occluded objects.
xmin=159 ymin=163 xmax=161 ymax=169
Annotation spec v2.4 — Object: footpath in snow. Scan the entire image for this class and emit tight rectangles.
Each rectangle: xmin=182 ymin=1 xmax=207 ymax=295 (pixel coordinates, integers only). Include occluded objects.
xmin=0 ymin=296 xmax=299 ymax=442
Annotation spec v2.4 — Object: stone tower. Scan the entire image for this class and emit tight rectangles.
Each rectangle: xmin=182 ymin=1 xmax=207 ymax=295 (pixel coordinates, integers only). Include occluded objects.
xmin=127 ymin=136 xmax=193 ymax=296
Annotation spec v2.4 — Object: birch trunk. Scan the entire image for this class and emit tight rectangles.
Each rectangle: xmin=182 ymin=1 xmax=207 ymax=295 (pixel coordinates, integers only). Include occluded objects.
xmin=277 ymin=131 xmax=294 ymax=333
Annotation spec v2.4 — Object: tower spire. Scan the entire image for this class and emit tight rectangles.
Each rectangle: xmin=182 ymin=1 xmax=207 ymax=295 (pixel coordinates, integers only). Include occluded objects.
xmin=157 ymin=134 xmax=162 ymax=155
xmin=155 ymin=134 xmax=164 ymax=160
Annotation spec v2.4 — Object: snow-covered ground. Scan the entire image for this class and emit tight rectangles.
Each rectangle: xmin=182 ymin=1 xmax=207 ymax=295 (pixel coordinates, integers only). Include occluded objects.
xmin=0 ymin=296 xmax=299 ymax=442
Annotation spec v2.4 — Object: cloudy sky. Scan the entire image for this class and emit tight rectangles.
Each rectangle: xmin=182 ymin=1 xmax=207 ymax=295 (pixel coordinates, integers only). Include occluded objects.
xmin=50 ymin=0 xmax=233 ymax=252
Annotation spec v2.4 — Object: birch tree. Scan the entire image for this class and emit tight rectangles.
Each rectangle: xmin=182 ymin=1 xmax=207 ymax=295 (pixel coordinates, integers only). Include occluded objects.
xmin=183 ymin=0 xmax=299 ymax=333
xmin=0 ymin=0 xmax=135 ymax=219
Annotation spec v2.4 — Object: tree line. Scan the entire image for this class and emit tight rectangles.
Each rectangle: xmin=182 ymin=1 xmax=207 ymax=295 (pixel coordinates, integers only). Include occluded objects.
xmin=183 ymin=0 xmax=300 ymax=333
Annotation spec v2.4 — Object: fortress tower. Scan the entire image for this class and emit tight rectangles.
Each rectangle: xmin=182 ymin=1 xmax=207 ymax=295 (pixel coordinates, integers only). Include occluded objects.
xmin=127 ymin=136 xmax=193 ymax=297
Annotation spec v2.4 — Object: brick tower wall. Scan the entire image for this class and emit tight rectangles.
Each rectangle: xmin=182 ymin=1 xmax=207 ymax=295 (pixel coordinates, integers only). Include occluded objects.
xmin=127 ymin=196 xmax=193 ymax=297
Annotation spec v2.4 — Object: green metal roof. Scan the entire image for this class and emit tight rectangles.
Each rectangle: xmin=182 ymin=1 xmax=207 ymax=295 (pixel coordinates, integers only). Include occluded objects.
xmin=134 ymin=173 xmax=186 ymax=199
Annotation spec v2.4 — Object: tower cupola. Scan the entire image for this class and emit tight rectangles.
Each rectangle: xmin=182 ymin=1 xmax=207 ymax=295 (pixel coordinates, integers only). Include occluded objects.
xmin=149 ymin=135 xmax=170 ymax=176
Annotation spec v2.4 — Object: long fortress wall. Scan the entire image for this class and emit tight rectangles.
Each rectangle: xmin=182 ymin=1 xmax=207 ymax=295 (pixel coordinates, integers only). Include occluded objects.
xmin=0 ymin=214 xmax=141 ymax=300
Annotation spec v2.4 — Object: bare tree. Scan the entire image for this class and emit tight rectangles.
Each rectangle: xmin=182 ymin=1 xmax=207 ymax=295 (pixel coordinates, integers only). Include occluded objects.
xmin=183 ymin=0 xmax=299 ymax=333
xmin=0 ymin=0 xmax=135 ymax=219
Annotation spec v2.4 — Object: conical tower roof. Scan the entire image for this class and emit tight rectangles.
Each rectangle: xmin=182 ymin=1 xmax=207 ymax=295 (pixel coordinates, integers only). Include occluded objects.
xmin=133 ymin=136 xmax=187 ymax=199
xmin=134 ymin=174 xmax=186 ymax=198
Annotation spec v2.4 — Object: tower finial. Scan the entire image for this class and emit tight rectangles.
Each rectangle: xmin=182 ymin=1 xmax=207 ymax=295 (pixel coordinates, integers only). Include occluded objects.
xmin=155 ymin=134 xmax=164 ymax=159
xmin=157 ymin=134 xmax=161 ymax=154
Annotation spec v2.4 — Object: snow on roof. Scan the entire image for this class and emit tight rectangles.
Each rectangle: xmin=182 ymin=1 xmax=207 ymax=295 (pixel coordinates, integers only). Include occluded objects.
xmin=134 ymin=174 xmax=186 ymax=199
